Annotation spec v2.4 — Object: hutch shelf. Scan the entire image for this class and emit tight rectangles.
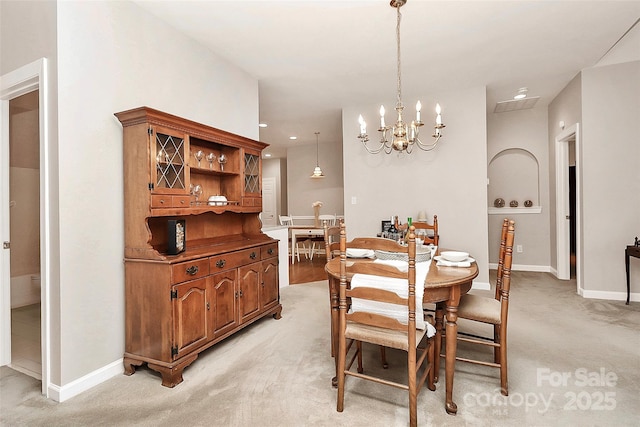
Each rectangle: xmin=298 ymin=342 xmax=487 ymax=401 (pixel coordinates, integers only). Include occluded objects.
xmin=116 ymin=107 xmax=281 ymax=387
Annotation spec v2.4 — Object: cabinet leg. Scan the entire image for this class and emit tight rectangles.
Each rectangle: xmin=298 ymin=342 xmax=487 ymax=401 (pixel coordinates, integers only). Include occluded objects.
xmin=123 ymin=357 xmax=143 ymax=376
xmin=148 ymin=354 xmax=198 ymax=388
xmin=272 ymin=305 xmax=283 ymax=320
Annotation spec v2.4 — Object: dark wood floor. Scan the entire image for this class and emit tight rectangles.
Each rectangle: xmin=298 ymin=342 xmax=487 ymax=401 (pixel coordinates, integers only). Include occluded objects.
xmin=288 ymin=253 xmax=328 ymax=284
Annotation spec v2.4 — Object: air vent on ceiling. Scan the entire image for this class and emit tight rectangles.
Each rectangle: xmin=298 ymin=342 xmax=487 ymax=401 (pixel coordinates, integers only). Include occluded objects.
xmin=494 ymin=96 xmax=539 ymax=113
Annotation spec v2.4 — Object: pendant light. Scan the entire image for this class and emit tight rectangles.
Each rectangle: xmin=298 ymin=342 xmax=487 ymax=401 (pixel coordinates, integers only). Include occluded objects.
xmin=310 ymin=131 xmax=325 ymax=178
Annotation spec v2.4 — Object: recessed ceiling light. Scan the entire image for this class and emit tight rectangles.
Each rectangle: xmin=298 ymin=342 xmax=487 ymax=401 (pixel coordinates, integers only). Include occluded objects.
xmin=289 ymin=136 xmax=297 ymax=140
xmin=258 ymin=123 xmax=268 ymax=128
xmin=514 ymin=87 xmax=528 ymax=100
xmin=264 ymin=153 xmax=272 ymax=157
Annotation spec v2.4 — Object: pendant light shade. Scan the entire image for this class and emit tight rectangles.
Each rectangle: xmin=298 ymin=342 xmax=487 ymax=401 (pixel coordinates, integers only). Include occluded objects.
xmin=310 ymin=131 xmax=324 ymax=178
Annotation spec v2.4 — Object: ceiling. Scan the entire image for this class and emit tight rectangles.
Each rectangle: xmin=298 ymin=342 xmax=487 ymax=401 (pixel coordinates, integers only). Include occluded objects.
xmin=133 ymin=1 xmax=640 ymax=158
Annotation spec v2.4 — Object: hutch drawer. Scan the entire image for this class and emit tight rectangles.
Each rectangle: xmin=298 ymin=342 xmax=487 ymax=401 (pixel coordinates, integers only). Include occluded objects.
xmin=210 ymin=248 xmax=260 ymax=272
xmin=171 ymin=258 xmax=210 ymax=283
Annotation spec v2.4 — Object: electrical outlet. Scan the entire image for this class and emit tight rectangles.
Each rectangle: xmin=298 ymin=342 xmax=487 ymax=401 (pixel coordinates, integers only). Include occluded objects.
xmin=351 ymin=196 xmax=357 ymax=205
xmin=516 ymin=245 xmax=523 ymax=253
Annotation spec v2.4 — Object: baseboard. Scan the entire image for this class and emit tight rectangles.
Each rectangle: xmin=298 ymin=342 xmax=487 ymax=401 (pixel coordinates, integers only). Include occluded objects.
xmin=488 ymin=263 xmax=552 ymax=272
xmin=47 ymin=358 xmax=123 ymax=402
xmin=581 ymin=289 xmax=638 ymax=303
xmin=471 ymin=281 xmax=490 ymax=291
xmin=10 ymin=274 xmax=40 ymax=308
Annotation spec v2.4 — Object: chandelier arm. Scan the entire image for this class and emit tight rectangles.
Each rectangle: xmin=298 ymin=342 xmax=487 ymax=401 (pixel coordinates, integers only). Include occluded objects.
xmin=362 ymin=139 xmax=387 ymax=154
xmin=414 ymin=134 xmax=442 ymax=151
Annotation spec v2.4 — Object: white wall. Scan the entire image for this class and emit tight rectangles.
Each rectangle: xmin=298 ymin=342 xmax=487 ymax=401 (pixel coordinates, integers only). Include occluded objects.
xmin=342 ymin=86 xmax=490 ymax=286
xmin=581 ymin=60 xmax=640 ymax=298
xmin=548 ymin=73 xmax=582 ymax=275
xmin=286 ymin=136 xmax=344 ymax=217
xmin=53 ymin=0 xmax=258 ymax=387
xmin=487 ymin=108 xmax=550 ymax=268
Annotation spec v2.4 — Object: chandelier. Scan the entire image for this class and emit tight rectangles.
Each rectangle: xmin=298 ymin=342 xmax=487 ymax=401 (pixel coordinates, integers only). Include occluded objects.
xmin=357 ymin=0 xmax=445 ymax=154
xmin=310 ymin=131 xmax=325 ymax=178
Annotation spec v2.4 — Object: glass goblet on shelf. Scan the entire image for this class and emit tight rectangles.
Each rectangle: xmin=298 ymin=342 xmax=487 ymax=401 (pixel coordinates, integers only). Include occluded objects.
xmin=206 ymin=152 xmax=216 ymax=170
xmin=218 ymin=154 xmax=227 ymax=171
xmin=194 ymin=150 xmax=204 ymax=167
xmin=156 ymin=149 xmax=170 ymax=165
xmin=192 ymin=184 xmax=203 ymax=204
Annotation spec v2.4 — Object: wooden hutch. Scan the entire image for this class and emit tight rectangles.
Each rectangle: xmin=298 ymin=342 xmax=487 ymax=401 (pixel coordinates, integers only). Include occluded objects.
xmin=116 ymin=107 xmax=281 ymax=387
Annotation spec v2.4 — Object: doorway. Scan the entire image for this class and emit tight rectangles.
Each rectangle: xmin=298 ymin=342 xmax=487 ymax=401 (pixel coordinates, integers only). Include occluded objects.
xmin=1 ymin=58 xmax=50 ymax=396
xmin=8 ymin=91 xmax=41 ymax=379
xmin=555 ymin=123 xmax=582 ymax=294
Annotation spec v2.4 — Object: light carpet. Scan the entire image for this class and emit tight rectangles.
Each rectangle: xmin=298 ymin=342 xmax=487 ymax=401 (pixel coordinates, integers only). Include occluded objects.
xmin=1 ymin=271 xmax=639 ymax=426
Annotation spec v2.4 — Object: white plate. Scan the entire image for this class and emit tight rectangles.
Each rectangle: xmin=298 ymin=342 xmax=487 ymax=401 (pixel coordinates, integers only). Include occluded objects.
xmin=434 ymin=255 xmax=475 ymax=264
xmin=346 ymin=248 xmax=375 ymax=258
xmin=440 ymin=251 xmax=469 ymax=262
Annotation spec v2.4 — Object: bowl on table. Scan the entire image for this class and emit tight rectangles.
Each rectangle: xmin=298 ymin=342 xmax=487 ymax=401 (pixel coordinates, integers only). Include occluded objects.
xmin=440 ymin=251 xmax=469 ymax=262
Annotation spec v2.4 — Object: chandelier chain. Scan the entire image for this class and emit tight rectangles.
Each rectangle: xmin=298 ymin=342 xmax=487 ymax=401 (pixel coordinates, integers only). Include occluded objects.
xmin=396 ymin=5 xmax=402 ymax=108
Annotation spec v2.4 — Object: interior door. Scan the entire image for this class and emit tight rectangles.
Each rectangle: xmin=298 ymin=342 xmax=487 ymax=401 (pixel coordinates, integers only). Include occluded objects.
xmin=261 ymin=176 xmax=277 ymax=227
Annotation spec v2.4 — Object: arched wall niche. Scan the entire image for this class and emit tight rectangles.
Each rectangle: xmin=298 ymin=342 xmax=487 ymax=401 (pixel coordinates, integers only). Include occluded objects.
xmin=488 ymin=148 xmax=540 ymax=213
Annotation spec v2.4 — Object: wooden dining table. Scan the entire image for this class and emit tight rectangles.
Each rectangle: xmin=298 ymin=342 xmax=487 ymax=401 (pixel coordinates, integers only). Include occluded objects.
xmin=325 ymin=253 xmax=479 ymax=415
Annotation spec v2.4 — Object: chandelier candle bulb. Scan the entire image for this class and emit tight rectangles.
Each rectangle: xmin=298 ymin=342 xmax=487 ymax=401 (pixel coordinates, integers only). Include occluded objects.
xmin=358 ymin=115 xmax=366 ymax=135
xmin=416 ymin=100 xmax=421 ymax=122
xmin=380 ymin=105 xmax=386 ymax=128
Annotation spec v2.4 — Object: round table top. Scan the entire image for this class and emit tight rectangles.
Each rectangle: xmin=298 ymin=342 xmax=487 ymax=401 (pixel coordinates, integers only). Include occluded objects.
xmin=324 ymin=253 xmax=478 ymax=290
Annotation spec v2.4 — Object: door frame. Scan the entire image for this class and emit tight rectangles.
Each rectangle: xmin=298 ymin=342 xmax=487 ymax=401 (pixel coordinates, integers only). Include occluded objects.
xmin=555 ymin=123 xmax=582 ymax=294
xmin=0 ymin=58 xmax=51 ymax=396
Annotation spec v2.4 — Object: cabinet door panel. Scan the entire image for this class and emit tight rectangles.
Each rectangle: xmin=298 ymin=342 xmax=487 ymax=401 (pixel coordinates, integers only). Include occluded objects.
xmin=152 ymin=126 xmax=188 ymax=194
xmin=173 ymin=278 xmax=208 ymax=359
xmin=261 ymin=259 xmax=279 ymax=309
xmin=238 ymin=264 xmax=261 ymax=322
xmin=211 ymin=270 xmax=238 ymax=337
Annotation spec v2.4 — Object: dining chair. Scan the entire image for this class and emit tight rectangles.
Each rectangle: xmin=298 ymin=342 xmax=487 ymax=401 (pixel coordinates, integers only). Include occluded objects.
xmin=451 ymin=219 xmax=515 ymax=395
xmin=412 ymin=214 xmax=439 ymax=246
xmin=308 ymin=214 xmax=337 ymax=259
xmin=336 ymin=224 xmax=436 ymax=427
xmin=323 ymin=220 xmax=342 ymax=261
xmin=279 ymin=215 xmax=313 ymax=262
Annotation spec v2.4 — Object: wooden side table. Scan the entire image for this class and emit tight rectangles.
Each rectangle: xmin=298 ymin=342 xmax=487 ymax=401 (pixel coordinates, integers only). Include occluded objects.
xmin=625 ymin=245 xmax=640 ymax=305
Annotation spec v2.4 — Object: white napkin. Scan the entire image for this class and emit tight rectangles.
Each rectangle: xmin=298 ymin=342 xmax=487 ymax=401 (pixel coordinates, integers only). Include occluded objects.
xmin=350 ymin=260 xmax=430 ymax=331
xmin=346 ymin=248 xmax=375 ymax=258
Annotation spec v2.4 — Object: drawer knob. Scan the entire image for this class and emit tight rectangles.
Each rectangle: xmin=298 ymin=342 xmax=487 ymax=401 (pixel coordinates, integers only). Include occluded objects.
xmin=216 ymin=259 xmax=226 ymax=268
xmin=250 ymin=252 xmax=257 ymax=260
xmin=267 ymin=248 xmax=274 ymax=255
xmin=185 ymin=265 xmax=199 ymax=275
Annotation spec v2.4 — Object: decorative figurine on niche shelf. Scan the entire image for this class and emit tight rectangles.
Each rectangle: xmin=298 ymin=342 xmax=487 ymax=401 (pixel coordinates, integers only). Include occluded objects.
xmin=509 ymin=200 xmax=519 ymax=207
xmin=494 ymin=198 xmax=505 ymax=208
xmin=524 ymin=200 xmax=533 ymax=207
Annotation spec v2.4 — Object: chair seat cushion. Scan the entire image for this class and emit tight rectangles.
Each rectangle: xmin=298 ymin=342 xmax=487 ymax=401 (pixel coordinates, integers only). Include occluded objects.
xmin=345 ymin=322 xmax=429 ymax=351
xmin=457 ymin=294 xmax=501 ymax=324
